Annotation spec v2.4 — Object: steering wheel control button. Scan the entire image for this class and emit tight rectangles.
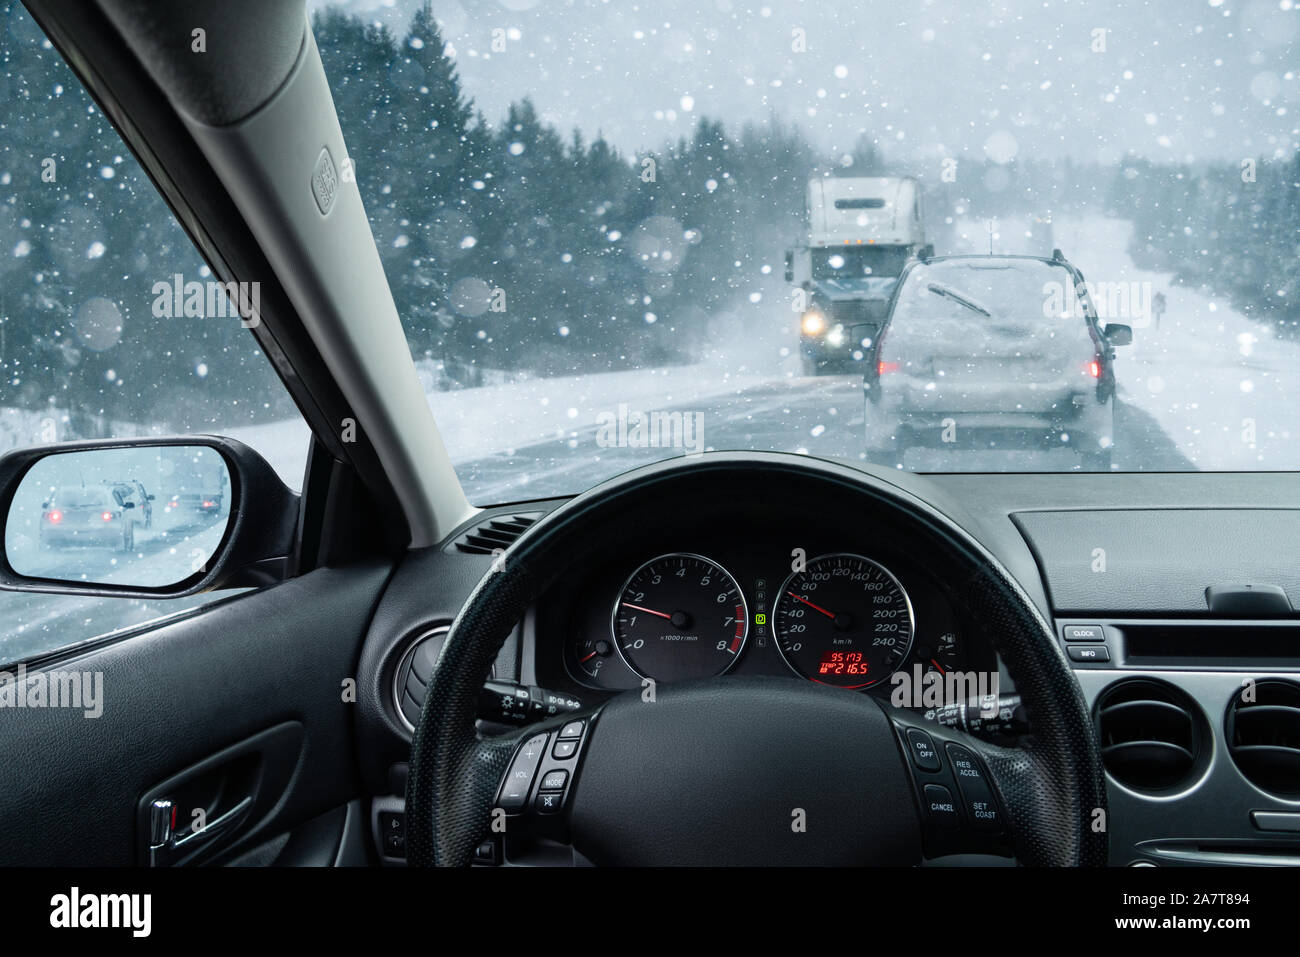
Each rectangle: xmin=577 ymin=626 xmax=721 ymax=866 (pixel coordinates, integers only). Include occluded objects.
xmin=905 ymin=728 xmax=942 ymax=772
xmin=922 ymin=785 xmax=961 ymax=829
xmin=499 ymin=733 xmax=548 ymax=810
xmin=534 ymin=791 xmax=564 ymax=814
xmin=1063 ymin=624 xmax=1105 ymax=642
xmin=945 ymin=744 xmax=1002 ymax=831
xmin=539 ymin=769 xmax=569 ymax=791
xmin=1067 ymin=644 xmax=1110 ymax=663
xmin=552 ymin=738 xmax=578 ymax=760
xmin=558 ymin=720 xmax=585 ymax=740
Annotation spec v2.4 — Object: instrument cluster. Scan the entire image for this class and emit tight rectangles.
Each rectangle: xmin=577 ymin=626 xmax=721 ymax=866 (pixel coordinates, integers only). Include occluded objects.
xmin=543 ymin=540 xmax=986 ymax=701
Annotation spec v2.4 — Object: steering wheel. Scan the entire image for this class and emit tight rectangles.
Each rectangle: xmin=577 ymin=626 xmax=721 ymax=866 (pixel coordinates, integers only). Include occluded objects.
xmin=406 ymin=453 xmax=1107 ymax=866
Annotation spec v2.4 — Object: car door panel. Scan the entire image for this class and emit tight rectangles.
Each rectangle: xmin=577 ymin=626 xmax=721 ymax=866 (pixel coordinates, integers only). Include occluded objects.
xmin=0 ymin=560 xmax=391 ymax=865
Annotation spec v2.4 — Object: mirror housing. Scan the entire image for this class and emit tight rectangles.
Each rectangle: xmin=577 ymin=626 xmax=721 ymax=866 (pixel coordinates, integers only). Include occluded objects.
xmin=1104 ymin=323 xmax=1133 ymax=346
xmin=0 ymin=436 xmax=298 ymax=598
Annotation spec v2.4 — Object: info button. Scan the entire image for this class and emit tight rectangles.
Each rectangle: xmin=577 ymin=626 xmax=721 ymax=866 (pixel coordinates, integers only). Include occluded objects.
xmin=1063 ymin=624 xmax=1105 ymax=642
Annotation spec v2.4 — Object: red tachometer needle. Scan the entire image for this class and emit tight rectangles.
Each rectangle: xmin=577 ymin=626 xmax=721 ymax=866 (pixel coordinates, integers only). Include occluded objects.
xmin=787 ymin=591 xmax=836 ymax=620
xmin=621 ymin=602 xmax=672 ymax=620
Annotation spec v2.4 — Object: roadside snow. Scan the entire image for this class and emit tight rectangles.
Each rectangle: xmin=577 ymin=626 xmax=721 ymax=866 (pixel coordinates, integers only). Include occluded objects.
xmin=1053 ymin=216 xmax=1298 ymax=469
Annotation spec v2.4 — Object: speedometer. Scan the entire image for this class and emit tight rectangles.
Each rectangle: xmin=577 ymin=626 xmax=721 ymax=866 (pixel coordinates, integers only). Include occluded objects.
xmin=773 ymin=553 xmax=915 ymax=689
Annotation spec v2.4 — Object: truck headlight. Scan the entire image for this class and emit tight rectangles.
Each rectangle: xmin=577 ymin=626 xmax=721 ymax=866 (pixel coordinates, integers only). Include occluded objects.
xmin=826 ymin=325 xmax=846 ymax=347
xmin=800 ymin=310 xmax=826 ymax=336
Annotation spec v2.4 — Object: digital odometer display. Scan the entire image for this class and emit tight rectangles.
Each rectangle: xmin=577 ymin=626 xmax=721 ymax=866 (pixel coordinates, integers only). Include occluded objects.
xmin=773 ymin=554 xmax=915 ymax=689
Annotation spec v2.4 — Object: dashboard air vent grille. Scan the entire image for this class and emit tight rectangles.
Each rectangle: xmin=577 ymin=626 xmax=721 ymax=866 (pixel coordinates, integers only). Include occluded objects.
xmin=1226 ymin=679 xmax=1300 ymax=798
xmin=452 ymin=511 xmax=543 ymax=555
xmin=394 ymin=626 xmax=450 ymax=732
xmin=1096 ymin=679 xmax=1204 ymax=793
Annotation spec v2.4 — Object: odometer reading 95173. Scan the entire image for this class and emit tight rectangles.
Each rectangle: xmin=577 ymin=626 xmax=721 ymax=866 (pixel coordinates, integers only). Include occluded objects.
xmin=773 ymin=553 xmax=915 ymax=689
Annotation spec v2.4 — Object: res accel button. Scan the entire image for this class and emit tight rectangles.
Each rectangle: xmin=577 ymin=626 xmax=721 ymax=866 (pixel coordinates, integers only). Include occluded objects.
xmin=945 ymin=743 xmax=1002 ymax=831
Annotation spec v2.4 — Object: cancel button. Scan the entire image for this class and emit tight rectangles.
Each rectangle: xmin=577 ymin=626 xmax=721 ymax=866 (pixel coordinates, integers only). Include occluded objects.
xmin=945 ymin=743 xmax=1003 ymax=832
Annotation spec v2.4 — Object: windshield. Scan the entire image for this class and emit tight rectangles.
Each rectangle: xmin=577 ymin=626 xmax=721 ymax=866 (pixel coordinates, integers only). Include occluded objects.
xmin=312 ymin=0 xmax=1300 ymax=502
xmin=812 ymin=247 xmax=911 ymax=282
xmin=49 ymin=488 xmax=110 ymax=508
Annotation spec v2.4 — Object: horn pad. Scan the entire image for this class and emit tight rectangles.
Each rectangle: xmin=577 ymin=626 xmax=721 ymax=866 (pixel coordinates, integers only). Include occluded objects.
xmin=568 ymin=676 xmax=922 ymax=866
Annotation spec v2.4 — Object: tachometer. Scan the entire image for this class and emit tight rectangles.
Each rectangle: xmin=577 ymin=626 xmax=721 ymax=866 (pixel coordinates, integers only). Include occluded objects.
xmin=773 ymin=553 xmax=915 ymax=689
xmin=612 ymin=553 xmax=748 ymax=682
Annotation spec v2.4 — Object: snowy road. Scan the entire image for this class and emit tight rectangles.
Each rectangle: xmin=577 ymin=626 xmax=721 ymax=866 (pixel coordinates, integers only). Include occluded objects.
xmin=2 ymin=216 xmax=1294 ymax=664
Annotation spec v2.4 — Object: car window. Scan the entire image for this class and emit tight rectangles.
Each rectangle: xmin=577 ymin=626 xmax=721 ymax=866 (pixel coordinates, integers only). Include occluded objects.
xmin=0 ymin=5 xmax=311 ymax=666
xmin=316 ymin=0 xmax=1300 ymax=500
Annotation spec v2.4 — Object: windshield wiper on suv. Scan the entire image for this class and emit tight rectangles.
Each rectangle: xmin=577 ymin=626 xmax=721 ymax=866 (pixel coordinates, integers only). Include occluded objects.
xmin=925 ymin=282 xmax=992 ymax=317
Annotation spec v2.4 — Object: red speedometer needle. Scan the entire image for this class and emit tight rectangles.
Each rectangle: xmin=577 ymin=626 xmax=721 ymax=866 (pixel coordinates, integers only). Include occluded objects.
xmin=787 ymin=591 xmax=836 ymax=620
xmin=621 ymin=602 xmax=672 ymax=620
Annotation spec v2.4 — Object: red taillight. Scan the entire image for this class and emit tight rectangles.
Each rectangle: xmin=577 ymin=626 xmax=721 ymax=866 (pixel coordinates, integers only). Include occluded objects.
xmin=202 ymin=500 xmax=215 ymax=509
xmin=101 ymin=511 xmax=114 ymax=522
xmin=1087 ymin=359 xmax=1101 ymax=378
xmin=47 ymin=510 xmax=62 ymax=524
xmin=877 ymin=360 xmax=899 ymax=374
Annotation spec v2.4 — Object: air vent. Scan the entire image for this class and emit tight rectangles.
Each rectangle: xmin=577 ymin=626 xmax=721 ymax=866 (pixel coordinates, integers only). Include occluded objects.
xmin=393 ymin=626 xmax=450 ymax=732
xmin=1096 ymin=679 xmax=1206 ymax=793
xmin=451 ymin=511 xmax=543 ymax=555
xmin=1226 ymin=679 xmax=1300 ymax=798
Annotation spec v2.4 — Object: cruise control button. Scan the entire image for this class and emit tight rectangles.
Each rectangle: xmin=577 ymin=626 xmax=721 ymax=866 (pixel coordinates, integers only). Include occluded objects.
xmin=539 ymin=769 xmax=569 ymax=791
xmin=905 ymin=728 xmax=941 ymax=772
xmin=922 ymin=784 xmax=960 ymax=829
xmin=1067 ymin=644 xmax=1110 ymax=662
xmin=1063 ymin=624 xmax=1105 ymax=642
xmin=534 ymin=790 xmax=564 ymax=814
xmin=945 ymin=743 xmax=1002 ymax=831
xmin=498 ymin=733 xmax=548 ymax=810
xmin=552 ymin=738 xmax=578 ymax=759
xmin=558 ymin=719 xmax=585 ymax=740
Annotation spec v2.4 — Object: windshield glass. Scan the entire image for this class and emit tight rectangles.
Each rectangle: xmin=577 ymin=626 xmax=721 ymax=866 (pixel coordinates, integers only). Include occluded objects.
xmin=49 ymin=488 xmax=110 ymax=508
xmin=313 ymin=0 xmax=1300 ymax=502
xmin=812 ymin=247 xmax=911 ymax=281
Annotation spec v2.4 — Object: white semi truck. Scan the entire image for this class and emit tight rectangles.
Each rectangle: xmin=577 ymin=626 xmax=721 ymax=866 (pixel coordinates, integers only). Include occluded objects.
xmin=785 ymin=176 xmax=928 ymax=375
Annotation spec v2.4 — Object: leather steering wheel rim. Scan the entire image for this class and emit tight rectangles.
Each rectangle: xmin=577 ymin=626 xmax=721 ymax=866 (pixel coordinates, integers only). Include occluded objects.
xmin=405 ymin=452 xmax=1108 ymax=866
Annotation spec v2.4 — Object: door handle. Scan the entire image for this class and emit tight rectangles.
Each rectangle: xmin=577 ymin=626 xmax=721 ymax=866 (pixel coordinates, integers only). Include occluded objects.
xmin=148 ymin=795 xmax=253 ymax=866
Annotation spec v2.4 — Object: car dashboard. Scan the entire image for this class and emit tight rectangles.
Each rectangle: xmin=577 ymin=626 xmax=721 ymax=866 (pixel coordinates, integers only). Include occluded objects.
xmin=355 ymin=467 xmax=1300 ymax=867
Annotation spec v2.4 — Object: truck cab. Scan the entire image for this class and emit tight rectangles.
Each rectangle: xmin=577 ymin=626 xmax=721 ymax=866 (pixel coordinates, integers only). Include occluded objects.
xmin=786 ymin=176 xmax=927 ymax=375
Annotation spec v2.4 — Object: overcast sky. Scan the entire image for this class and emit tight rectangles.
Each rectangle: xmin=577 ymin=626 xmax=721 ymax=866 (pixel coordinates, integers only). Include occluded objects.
xmin=308 ymin=0 xmax=1300 ymax=166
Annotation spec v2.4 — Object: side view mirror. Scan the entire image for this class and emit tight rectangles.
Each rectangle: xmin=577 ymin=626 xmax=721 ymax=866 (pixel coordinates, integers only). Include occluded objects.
xmin=783 ymin=250 xmax=794 ymax=284
xmin=147 ymin=493 xmax=156 ymax=501
xmin=1104 ymin=323 xmax=1133 ymax=346
xmin=0 ymin=436 xmax=298 ymax=597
